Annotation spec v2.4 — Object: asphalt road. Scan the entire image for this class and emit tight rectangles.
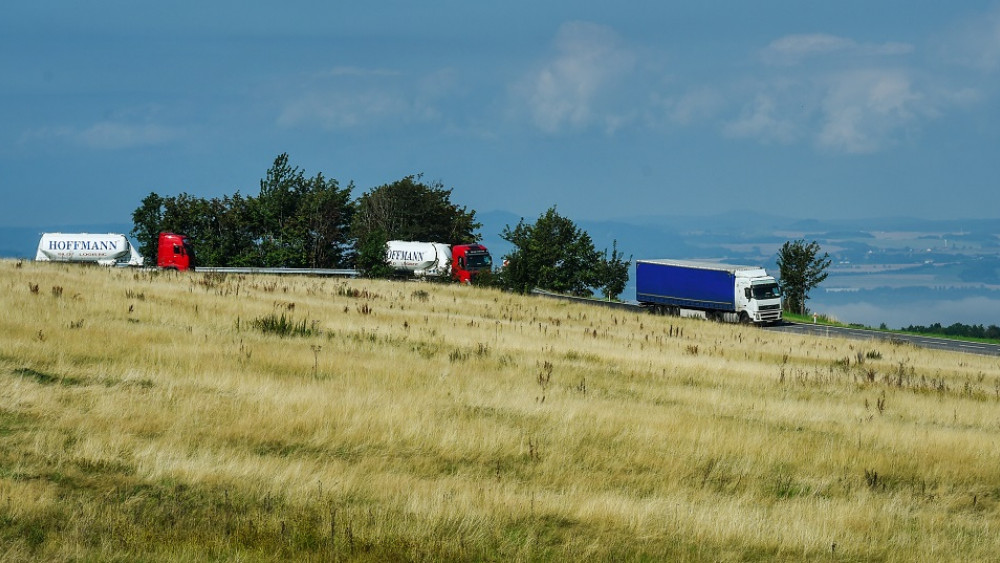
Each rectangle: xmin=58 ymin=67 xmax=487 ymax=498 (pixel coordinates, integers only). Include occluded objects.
xmin=766 ymin=322 xmax=1000 ymax=357
xmin=529 ymin=291 xmax=1000 ymax=358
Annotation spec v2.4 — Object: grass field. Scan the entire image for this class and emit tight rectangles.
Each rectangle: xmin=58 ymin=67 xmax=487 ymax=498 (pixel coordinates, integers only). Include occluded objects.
xmin=2 ymin=259 xmax=999 ymax=561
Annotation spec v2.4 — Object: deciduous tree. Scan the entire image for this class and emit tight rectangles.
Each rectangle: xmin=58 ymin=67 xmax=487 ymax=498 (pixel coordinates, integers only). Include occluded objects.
xmin=776 ymin=239 xmax=831 ymax=315
xmin=598 ymin=240 xmax=632 ymax=301
xmin=252 ymin=154 xmax=354 ymax=267
xmin=130 ymin=192 xmax=165 ymax=260
xmin=499 ymin=206 xmax=608 ymax=296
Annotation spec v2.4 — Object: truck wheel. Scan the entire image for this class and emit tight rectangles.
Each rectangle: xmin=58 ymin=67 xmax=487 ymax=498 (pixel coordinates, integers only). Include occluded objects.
xmin=739 ymin=312 xmax=751 ymax=325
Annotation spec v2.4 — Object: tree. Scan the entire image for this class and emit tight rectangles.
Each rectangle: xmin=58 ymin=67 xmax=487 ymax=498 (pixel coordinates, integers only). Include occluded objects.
xmin=130 ymin=192 xmax=165 ymax=260
xmin=499 ymin=207 xmax=605 ymax=296
xmin=351 ymin=175 xmax=480 ymax=277
xmin=354 ymin=229 xmax=394 ymax=279
xmin=351 ymin=175 xmax=480 ymax=244
xmin=776 ymin=239 xmax=831 ymax=315
xmin=597 ymin=240 xmax=632 ymax=301
xmin=252 ymin=154 xmax=355 ymax=268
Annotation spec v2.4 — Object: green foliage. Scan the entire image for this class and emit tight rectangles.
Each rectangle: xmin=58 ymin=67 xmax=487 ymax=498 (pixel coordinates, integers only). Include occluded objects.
xmin=249 ymin=313 xmax=315 ymax=338
xmin=130 ymin=154 xmax=354 ymax=268
xmin=597 ymin=240 xmax=632 ymax=300
xmin=499 ymin=206 xmax=625 ymax=297
xmin=354 ymin=229 xmax=395 ymax=279
xmin=468 ymin=267 xmax=500 ymax=288
xmin=252 ymin=154 xmax=355 ymax=268
xmin=351 ymin=175 xmax=481 ymax=245
xmin=903 ymin=322 xmax=1000 ymax=341
xmin=776 ymin=239 xmax=831 ymax=315
xmin=130 ymin=192 xmax=165 ymax=261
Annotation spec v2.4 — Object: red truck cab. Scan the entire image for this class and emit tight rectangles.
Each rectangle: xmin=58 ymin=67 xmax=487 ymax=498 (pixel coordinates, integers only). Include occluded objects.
xmin=157 ymin=232 xmax=196 ymax=270
xmin=451 ymin=244 xmax=492 ymax=283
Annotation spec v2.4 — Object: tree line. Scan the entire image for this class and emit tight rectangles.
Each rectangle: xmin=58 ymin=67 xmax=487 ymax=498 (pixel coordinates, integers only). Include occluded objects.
xmin=131 ymin=154 xmax=632 ymax=299
xmin=900 ymin=322 xmax=1000 ymax=340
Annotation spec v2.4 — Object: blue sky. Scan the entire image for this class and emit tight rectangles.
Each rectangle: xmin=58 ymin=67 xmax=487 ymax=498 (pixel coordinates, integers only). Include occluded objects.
xmin=3 ymin=1 xmax=1000 ymax=228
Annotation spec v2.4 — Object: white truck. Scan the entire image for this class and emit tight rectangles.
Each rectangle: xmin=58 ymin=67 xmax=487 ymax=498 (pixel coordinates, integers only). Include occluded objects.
xmin=385 ymin=240 xmax=492 ymax=282
xmin=35 ymin=233 xmax=144 ymax=267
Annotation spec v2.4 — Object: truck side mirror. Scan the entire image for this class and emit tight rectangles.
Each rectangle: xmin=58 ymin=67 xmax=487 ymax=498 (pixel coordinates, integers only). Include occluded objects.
xmin=744 ymin=288 xmax=751 ymax=299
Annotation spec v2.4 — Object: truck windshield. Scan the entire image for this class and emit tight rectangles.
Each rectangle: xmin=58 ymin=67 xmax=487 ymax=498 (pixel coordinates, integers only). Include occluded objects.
xmin=466 ymin=254 xmax=492 ymax=270
xmin=751 ymin=283 xmax=781 ymax=300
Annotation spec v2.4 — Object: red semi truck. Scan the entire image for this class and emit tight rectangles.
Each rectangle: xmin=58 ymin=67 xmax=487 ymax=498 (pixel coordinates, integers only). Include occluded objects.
xmin=156 ymin=232 xmax=196 ymax=270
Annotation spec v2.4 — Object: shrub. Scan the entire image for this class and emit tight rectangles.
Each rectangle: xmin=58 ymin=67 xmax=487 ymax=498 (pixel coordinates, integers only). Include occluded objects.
xmin=250 ymin=313 xmax=314 ymax=338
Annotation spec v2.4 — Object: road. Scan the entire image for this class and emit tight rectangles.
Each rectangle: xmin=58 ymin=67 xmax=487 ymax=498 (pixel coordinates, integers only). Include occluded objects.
xmin=766 ymin=322 xmax=1000 ymax=357
xmin=530 ymin=291 xmax=1000 ymax=357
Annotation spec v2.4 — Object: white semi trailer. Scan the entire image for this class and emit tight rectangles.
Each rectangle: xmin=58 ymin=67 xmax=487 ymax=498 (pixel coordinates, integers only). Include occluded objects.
xmin=385 ymin=241 xmax=453 ymax=278
xmin=35 ymin=233 xmax=144 ymax=267
xmin=385 ymin=240 xmax=492 ymax=282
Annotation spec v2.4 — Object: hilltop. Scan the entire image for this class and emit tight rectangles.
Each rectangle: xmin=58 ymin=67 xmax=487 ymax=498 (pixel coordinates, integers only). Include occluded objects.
xmin=1 ymin=260 xmax=999 ymax=561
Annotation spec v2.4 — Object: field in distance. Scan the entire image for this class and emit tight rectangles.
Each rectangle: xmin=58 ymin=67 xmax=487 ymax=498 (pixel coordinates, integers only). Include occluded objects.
xmin=2 ymin=260 xmax=999 ymax=561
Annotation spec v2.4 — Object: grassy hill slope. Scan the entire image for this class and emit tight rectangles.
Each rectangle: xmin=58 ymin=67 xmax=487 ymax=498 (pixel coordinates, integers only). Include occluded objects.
xmin=2 ymin=260 xmax=998 ymax=561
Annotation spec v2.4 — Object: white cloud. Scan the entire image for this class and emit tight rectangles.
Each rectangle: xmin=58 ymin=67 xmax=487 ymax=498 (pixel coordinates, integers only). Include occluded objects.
xmin=78 ymin=122 xmax=179 ymax=150
xmin=762 ymin=33 xmax=856 ymax=64
xmin=723 ymin=93 xmax=799 ymax=144
xmin=762 ymin=33 xmax=913 ymax=66
xmin=278 ymin=90 xmax=414 ymax=129
xmin=21 ymin=121 xmax=180 ymax=150
xmin=316 ymin=66 xmax=402 ymax=78
xmin=816 ymin=70 xmax=924 ymax=154
xmin=719 ymin=65 xmax=946 ymax=154
xmin=516 ymin=21 xmax=637 ymax=133
xmin=728 ymin=26 xmax=991 ymax=155
xmin=276 ymin=66 xmax=451 ymax=130
xmin=664 ymin=87 xmax=726 ymax=125
xmin=936 ymin=5 xmax=1000 ymax=72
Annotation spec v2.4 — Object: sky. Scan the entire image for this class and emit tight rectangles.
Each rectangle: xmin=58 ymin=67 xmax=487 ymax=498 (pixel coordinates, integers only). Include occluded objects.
xmin=3 ymin=1 xmax=1000 ymax=228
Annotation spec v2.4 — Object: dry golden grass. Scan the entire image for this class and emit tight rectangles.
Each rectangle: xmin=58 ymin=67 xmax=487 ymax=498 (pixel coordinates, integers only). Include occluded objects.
xmin=2 ymin=259 xmax=999 ymax=561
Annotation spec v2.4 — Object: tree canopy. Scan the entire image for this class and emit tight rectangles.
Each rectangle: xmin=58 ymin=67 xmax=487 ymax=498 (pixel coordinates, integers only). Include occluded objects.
xmin=776 ymin=239 xmax=831 ymax=315
xmin=252 ymin=154 xmax=354 ymax=268
xmin=131 ymin=154 xmax=354 ymax=268
xmin=351 ymin=175 xmax=480 ymax=244
xmin=498 ymin=206 xmax=631 ymax=298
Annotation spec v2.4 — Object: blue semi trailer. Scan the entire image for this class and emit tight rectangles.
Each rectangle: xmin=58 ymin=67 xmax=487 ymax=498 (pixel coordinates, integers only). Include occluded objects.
xmin=635 ymin=259 xmax=783 ymax=325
